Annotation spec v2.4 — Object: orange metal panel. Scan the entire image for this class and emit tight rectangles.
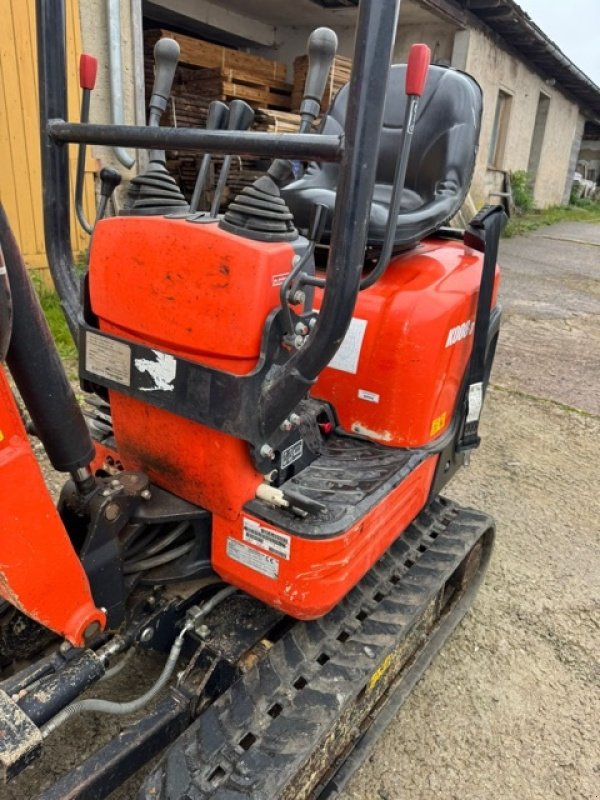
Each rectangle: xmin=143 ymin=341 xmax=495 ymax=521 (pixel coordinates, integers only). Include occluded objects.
xmin=0 ymin=366 xmax=105 ymax=645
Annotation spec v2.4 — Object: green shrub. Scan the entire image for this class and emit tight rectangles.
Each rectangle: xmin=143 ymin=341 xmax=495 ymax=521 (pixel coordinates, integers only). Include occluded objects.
xmin=511 ymin=170 xmax=535 ymax=213
xmin=30 ymin=272 xmax=77 ymax=364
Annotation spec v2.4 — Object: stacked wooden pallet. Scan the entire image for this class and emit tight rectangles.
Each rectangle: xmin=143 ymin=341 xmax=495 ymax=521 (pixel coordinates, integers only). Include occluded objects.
xmin=291 ymin=54 xmax=352 ymax=112
xmin=183 ymin=68 xmax=292 ymax=111
xmin=143 ymin=31 xmax=308 ymax=210
xmin=146 ymin=29 xmax=287 ymax=82
xmin=145 ymin=30 xmax=291 ymax=110
xmin=254 ymin=108 xmax=306 ymax=134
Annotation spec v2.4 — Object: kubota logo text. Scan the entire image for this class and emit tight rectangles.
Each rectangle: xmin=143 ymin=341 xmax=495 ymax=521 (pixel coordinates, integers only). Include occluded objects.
xmin=446 ymin=320 xmax=474 ymax=348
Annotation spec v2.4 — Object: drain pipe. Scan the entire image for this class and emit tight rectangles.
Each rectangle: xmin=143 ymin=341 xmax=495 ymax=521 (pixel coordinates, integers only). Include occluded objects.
xmin=106 ymin=0 xmax=135 ymax=170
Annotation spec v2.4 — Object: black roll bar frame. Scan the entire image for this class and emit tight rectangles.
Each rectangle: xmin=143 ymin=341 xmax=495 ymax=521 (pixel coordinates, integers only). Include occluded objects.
xmin=35 ymin=0 xmax=401 ymax=438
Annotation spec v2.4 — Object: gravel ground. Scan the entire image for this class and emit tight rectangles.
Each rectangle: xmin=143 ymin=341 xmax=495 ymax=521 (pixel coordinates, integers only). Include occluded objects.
xmin=1 ymin=221 xmax=598 ymax=800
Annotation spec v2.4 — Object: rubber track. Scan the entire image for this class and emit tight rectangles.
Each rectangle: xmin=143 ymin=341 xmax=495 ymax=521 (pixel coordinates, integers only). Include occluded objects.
xmin=139 ymin=497 xmax=494 ymax=800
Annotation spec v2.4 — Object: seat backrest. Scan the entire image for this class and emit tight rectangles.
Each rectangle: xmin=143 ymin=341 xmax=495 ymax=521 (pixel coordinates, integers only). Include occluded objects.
xmin=283 ymin=65 xmax=483 ymax=249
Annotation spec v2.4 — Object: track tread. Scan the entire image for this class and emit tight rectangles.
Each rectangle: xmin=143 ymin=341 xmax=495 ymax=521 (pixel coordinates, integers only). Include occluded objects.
xmin=138 ymin=498 xmax=494 ymax=800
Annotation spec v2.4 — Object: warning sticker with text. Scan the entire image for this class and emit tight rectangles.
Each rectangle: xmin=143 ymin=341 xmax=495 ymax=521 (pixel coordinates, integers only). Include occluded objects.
xmin=226 ymin=537 xmax=279 ymax=579
xmin=243 ymin=518 xmax=291 ymax=560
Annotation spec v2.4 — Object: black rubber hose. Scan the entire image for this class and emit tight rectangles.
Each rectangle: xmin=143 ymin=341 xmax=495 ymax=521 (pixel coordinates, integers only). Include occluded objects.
xmin=0 ymin=202 xmax=95 ymax=473
xmin=36 ymin=0 xmax=80 ymax=340
xmin=0 ymin=240 xmax=12 ymax=361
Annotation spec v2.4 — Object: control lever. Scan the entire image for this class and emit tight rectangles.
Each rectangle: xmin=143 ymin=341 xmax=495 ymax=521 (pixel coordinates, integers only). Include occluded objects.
xmin=95 ymin=167 xmax=122 ymax=223
xmin=360 ymin=43 xmax=431 ymax=290
xmin=266 ymin=27 xmax=338 ymax=190
xmin=209 ymin=100 xmax=255 ymax=218
xmin=299 ymin=27 xmax=339 ymax=134
xmin=75 ymin=54 xmax=98 ymax=235
xmin=189 ymin=101 xmax=230 ymax=214
xmin=148 ymin=37 xmax=180 ymax=164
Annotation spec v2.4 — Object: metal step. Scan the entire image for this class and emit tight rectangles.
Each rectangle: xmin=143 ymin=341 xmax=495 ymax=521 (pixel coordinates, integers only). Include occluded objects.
xmin=139 ymin=497 xmax=495 ymax=800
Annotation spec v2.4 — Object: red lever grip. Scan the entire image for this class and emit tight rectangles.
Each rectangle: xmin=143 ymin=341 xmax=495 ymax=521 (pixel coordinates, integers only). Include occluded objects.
xmin=405 ymin=43 xmax=431 ymax=97
xmin=79 ymin=53 xmax=98 ymax=90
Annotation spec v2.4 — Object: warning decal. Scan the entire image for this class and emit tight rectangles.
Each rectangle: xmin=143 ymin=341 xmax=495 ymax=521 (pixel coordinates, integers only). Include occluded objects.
xmin=226 ymin=537 xmax=279 ymax=579
xmin=329 ymin=318 xmax=367 ymax=375
xmin=86 ymin=332 xmax=131 ymax=387
xmin=243 ymin=518 xmax=291 ymax=560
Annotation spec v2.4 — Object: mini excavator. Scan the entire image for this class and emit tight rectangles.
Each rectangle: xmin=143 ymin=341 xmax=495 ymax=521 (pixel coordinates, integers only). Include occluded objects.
xmin=0 ymin=0 xmax=505 ymax=796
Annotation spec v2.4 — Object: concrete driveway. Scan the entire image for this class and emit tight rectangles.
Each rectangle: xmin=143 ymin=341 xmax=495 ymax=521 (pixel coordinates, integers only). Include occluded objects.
xmin=343 ymin=220 xmax=600 ymax=800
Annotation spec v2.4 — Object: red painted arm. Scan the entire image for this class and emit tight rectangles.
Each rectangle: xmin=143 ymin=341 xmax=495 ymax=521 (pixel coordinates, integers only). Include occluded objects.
xmin=0 ymin=368 xmax=104 ymax=645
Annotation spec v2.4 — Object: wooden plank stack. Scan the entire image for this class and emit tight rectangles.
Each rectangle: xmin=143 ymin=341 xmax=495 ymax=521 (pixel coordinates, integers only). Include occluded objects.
xmin=183 ymin=68 xmax=292 ymax=111
xmin=143 ymin=30 xmax=309 ymax=210
xmin=291 ymin=54 xmax=352 ymax=112
xmin=146 ymin=29 xmax=287 ymax=82
xmin=145 ymin=30 xmax=291 ymax=110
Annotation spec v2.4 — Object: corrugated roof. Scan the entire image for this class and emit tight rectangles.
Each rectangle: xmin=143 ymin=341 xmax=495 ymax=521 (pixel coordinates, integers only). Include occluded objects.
xmin=453 ymin=0 xmax=600 ymax=118
xmin=309 ymin=0 xmax=600 ymax=118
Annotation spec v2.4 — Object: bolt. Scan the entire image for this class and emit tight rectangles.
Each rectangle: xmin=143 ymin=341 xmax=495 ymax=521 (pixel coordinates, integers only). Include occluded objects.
xmin=110 ymin=478 xmax=120 ymax=489
xmin=280 ymin=419 xmax=293 ymax=432
xmin=294 ymin=322 xmax=309 ymax=336
xmin=196 ymin=624 xmax=210 ymax=639
xmin=104 ymin=502 xmax=120 ymax=522
xmin=294 ymin=335 xmax=305 ymax=349
xmin=140 ymin=627 xmax=154 ymax=643
xmin=260 ymin=443 xmax=276 ymax=460
xmin=291 ymin=290 xmax=305 ymax=305
xmin=289 ymin=414 xmax=301 ymax=426
xmin=140 ymin=489 xmax=152 ymax=500
xmin=309 ymin=317 xmax=317 ymax=329
xmin=59 ymin=641 xmax=72 ymax=655
xmin=101 ymin=488 xmax=111 ymax=497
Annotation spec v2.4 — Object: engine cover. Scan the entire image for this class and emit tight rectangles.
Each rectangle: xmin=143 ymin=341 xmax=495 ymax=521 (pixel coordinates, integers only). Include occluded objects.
xmin=88 ymin=216 xmax=296 ymax=518
xmin=312 ymin=238 xmax=500 ymax=447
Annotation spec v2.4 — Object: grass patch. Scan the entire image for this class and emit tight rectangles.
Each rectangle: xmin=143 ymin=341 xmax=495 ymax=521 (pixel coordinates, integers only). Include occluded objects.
xmin=31 ymin=273 xmax=78 ymax=367
xmin=503 ymin=199 xmax=600 ymax=238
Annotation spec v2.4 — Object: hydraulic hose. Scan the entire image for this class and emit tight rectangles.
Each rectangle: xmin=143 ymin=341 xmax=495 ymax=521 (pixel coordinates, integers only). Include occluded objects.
xmin=36 ymin=0 xmax=80 ymax=339
xmin=41 ymin=585 xmax=237 ymax=737
xmin=0 ymin=242 xmax=12 ymax=361
xmin=0 ymin=202 xmax=95 ymax=473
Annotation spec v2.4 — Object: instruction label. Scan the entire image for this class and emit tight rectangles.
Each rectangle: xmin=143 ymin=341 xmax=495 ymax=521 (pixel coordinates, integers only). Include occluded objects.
xmin=329 ymin=318 xmax=367 ymax=374
xmin=467 ymin=382 xmax=483 ymax=423
xmin=226 ymin=537 xmax=279 ymax=579
xmin=358 ymin=388 xmax=380 ymax=404
xmin=281 ymin=440 xmax=303 ymax=470
xmin=86 ymin=332 xmax=131 ymax=386
xmin=243 ymin=518 xmax=291 ymax=560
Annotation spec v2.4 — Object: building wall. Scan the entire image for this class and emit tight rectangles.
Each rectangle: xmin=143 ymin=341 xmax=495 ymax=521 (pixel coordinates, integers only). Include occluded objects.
xmin=457 ymin=27 xmax=582 ymax=208
xmin=78 ymin=0 xmax=139 ymax=198
xmin=0 ymin=0 xmax=96 ymax=268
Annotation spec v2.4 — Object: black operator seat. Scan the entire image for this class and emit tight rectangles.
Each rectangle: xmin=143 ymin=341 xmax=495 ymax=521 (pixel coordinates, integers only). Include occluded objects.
xmin=282 ymin=64 xmax=483 ymax=251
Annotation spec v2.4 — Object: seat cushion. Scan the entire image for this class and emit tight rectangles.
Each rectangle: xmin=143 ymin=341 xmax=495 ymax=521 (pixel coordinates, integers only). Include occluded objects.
xmin=282 ymin=65 xmax=482 ymax=250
